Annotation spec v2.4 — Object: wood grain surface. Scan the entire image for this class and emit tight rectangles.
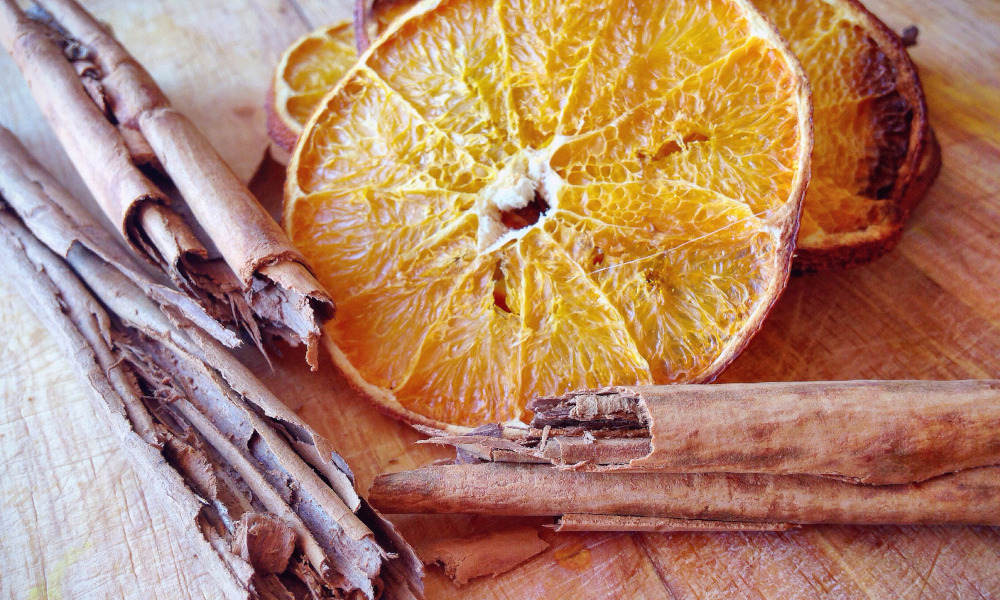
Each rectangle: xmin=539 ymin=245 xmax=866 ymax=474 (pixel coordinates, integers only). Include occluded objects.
xmin=1 ymin=0 xmax=999 ymax=598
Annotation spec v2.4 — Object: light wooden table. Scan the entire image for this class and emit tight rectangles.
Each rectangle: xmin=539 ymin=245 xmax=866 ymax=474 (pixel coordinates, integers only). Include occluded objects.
xmin=2 ymin=0 xmax=999 ymax=598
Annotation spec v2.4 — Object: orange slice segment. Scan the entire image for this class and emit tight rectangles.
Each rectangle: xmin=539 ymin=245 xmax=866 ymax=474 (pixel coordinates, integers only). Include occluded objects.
xmin=755 ymin=0 xmax=939 ymax=270
xmin=284 ymin=0 xmax=812 ymax=432
xmin=393 ymin=248 xmax=526 ymax=425
xmin=365 ymin=0 xmax=516 ymax=168
xmin=515 ymin=227 xmax=652 ymax=404
xmin=558 ymin=0 xmax=754 ymax=137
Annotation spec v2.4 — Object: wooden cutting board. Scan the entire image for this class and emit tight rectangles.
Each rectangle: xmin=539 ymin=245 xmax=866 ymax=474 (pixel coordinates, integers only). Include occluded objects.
xmin=1 ymin=0 xmax=998 ymax=597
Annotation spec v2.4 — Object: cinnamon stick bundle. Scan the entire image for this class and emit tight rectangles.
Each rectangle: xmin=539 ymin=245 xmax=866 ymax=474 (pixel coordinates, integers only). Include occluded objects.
xmin=370 ymin=382 xmax=1000 ymax=531
xmin=0 ymin=0 xmax=333 ymax=366
xmin=0 ymin=128 xmax=421 ymax=600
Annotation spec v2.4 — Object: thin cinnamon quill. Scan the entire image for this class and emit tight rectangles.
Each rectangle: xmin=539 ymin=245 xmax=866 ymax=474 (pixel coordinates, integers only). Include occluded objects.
xmin=370 ymin=382 xmax=1000 ymax=530
xmin=0 ymin=128 xmax=422 ymax=600
xmin=0 ymin=0 xmax=333 ymax=367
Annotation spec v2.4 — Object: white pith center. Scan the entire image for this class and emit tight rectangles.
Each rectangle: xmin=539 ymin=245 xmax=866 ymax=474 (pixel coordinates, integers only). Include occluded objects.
xmin=475 ymin=146 xmax=566 ymax=252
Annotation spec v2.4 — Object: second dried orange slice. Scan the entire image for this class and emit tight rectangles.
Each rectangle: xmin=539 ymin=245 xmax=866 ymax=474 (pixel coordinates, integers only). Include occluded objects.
xmin=267 ymin=1 xmax=412 ymax=151
xmin=268 ymin=22 xmax=359 ymax=151
xmin=756 ymin=0 xmax=939 ymax=270
xmin=284 ymin=0 xmax=812 ymax=432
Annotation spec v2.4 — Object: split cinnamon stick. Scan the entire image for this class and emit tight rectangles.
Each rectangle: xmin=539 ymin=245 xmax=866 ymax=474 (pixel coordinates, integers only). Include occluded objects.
xmin=0 ymin=129 xmax=421 ymax=599
xmin=0 ymin=0 xmax=333 ymax=366
xmin=370 ymin=382 xmax=1000 ymax=529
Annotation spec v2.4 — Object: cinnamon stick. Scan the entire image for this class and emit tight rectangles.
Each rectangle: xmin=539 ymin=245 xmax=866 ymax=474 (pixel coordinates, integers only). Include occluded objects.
xmin=0 ymin=0 xmax=333 ymax=367
xmin=370 ymin=461 xmax=1000 ymax=527
xmin=0 ymin=125 xmax=238 ymax=347
xmin=371 ymin=382 xmax=1000 ymax=529
xmin=0 ymin=130 xmax=421 ymax=599
xmin=440 ymin=382 xmax=1000 ymax=484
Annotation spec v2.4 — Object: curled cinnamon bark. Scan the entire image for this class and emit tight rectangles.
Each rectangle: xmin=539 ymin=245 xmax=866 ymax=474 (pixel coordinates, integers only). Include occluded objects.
xmin=0 ymin=129 xmax=422 ymax=600
xmin=371 ymin=381 xmax=1000 ymax=530
xmin=0 ymin=0 xmax=333 ymax=367
xmin=0 ymin=125 xmax=238 ymax=347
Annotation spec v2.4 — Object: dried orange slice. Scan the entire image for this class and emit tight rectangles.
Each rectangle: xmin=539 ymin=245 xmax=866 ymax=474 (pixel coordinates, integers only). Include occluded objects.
xmin=269 ymin=0 xmax=940 ymax=272
xmin=267 ymin=2 xmax=411 ymax=151
xmin=267 ymin=22 xmax=358 ymax=151
xmin=755 ymin=0 xmax=939 ymax=270
xmin=284 ymin=0 xmax=812 ymax=432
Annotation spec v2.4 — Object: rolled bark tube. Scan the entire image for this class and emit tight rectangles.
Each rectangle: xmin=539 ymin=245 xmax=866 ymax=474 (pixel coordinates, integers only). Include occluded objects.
xmin=370 ymin=462 xmax=1000 ymax=526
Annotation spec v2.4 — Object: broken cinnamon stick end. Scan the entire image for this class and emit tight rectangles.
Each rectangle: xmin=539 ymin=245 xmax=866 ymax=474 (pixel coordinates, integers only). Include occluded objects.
xmin=253 ymin=261 xmax=335 ymax=370
xmin=552 ymin=514 xmax=798 ymax=533
xmin=415 ymin=526 xmax=549 ymax=586
xmin=528 ymin=387 xmax=648 ymax=432
xmin=233 ymin=513 xmax=297 ymax=575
